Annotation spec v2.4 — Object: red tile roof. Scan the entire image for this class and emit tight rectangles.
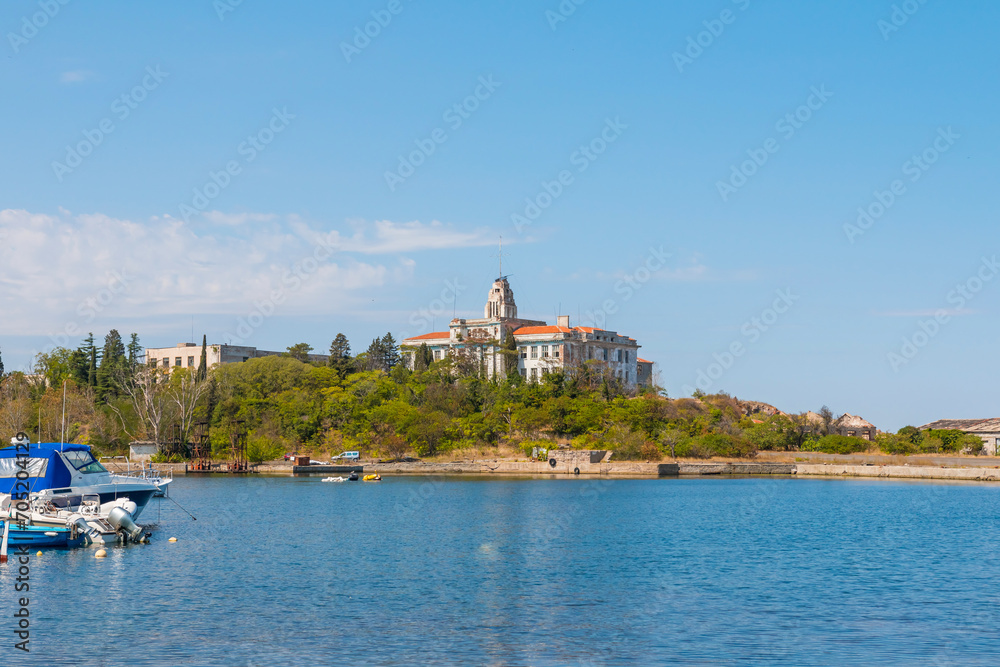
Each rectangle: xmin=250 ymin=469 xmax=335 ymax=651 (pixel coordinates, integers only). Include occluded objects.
xmin=637 ymin=358 xmax=653 ymax=364
xmin=403 ymin=331 xmax=450 ymax=341
xmin=513 ymin=325 xmax=572 ymax=335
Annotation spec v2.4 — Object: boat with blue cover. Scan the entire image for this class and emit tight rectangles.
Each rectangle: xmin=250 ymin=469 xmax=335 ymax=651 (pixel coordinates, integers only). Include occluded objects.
xmin=0 ymin=434 xmax=163 ymax=519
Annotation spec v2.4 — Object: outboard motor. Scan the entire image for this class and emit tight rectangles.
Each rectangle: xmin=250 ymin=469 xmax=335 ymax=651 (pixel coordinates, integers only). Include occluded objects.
xmin=107 ymin=506 xmax=144 ymax=543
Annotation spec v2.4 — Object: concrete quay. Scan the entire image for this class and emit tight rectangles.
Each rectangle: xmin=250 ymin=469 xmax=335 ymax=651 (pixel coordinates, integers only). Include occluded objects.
xmin=121 ymin=459 xmax=1000 ymax=483
xmin=795 ymin=463 xmax=1000 ymax=482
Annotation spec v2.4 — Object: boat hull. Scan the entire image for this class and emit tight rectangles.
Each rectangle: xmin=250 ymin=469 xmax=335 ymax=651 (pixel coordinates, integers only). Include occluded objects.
xmin=2 ymin=522 xmax=83 ymax=548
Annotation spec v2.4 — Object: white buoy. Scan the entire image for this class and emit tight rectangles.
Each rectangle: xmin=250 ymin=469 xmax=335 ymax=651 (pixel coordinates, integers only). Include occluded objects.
xmin=95 ymin=549 xmax=107 ymax=558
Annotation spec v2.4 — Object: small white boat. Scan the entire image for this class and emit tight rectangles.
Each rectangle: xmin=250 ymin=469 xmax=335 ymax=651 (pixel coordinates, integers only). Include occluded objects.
xmin=0 ymin=493 xmax=146 ymax=546
xmin=321 ymin=476 xmax=346 ymax=483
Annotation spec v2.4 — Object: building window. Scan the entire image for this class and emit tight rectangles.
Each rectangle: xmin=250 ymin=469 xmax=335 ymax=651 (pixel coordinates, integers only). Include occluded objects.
xmin=520 ymin=368 xmax=526 ymax=377
xmin=531 ymin=346 xmax=538 ymax=359
xmin=175 ymin=357 xmax=182 ymax=366
xmin=188 ymin=356 xmax=195 ymax=367
xmin=555 ymin=348 xmax=560 ymax=358
xmin=530 ymin=368 xmax=537 ymax=379
xmin=520 ymin=348 xmax=527 ymax=359
xmin=162 ymin=358 xmax=169 ymax=367
xmin=603 ymin=349 xmax=608 ymax=361
xmin=542 ymin=345 xmax=549 ymax=358
xmin=625 ymin=351 xmax=629 ymax=363
xmin=434 ymin=350 xmax=441 ymax=361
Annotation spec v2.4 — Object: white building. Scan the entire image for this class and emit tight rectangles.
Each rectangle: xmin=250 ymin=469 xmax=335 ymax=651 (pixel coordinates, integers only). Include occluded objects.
xmin=144 ymin=343 xmax=328 ymax=370
xmin=401 ymin=277 xmax=652 ymax=387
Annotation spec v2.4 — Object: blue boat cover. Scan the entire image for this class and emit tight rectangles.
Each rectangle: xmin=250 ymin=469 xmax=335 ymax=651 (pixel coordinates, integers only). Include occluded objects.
xmin=0 ymin=442 xmax=89 ymax=494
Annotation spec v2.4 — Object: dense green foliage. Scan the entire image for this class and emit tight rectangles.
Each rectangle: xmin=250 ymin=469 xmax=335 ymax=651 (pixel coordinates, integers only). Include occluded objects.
xmin=0 ymin=331 xmax=989 ymax=462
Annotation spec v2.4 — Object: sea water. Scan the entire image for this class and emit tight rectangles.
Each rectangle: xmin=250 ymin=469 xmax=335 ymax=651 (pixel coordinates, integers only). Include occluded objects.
xmin=3 ymin=474 xmax=999 ymax=666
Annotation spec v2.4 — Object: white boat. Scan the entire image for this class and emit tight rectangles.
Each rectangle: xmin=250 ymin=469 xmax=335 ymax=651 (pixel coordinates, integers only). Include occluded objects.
xmin=0 ymin=493 xmax=146 ymax=546
xmin=101 ymin=456 xmax=173 ymax=497
xmin=1 ymin=434 xmax=162 ymax=520
xmin=321 ymin=476 xmax=346 ymax=483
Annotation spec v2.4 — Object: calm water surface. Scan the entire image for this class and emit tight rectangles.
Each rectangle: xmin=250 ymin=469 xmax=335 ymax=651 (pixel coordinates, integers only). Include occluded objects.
xmin=3 ymin=474 xmax=1000 ymax=666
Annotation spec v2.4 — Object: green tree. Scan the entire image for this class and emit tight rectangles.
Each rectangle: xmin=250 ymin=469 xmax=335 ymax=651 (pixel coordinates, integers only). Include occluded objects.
xmin=97 ymin=330 xmax=127 ymax=400
xmin=501 ymin=329 xmax=518 ymax=379
xmin=0 ymin=345 xmax=4 ymax=378
xmin=328 ymin=333 xmax=352 ymax=377
xmin=414 ymin=342 xmax=433 ymax=371
xmin=381 ymin=333 xmax=400 ymax=369
xmin=127 ymin=333 xmax=143 ymax=372
xmin=197 ymin=334 xmax=208 ymax=381
xmin=34 ymin=348 xmax=75 ymax=387
xmin=81 ymin=333 xmax=101 ymax=388
xmin=286 ymin=343 xmax=314 ymax=363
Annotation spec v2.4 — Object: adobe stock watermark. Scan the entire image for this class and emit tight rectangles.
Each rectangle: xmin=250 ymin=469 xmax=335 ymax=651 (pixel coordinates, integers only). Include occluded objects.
xmin=178 ymin=107 xmax=294 ymax=222
xmin=683 ymin=288 xmax=799 ymax=395
xmin=51 ymin=66 xmax=169 ymax=182
xmin=32 ymin=268 xmax=133 ymax=360
xmin=545 ymin=0 xmax=588 ymax=31
xmin=213 ymin=0 xmax=243 ymax=21
xmin=716 ymin=85 xmax=833 ymax=202
xmin=7 ymin=0 xmax=71 ymax=54
xmin=224 ymin=237 xmax=334 ymax=344
xmin=511 ymin=117 xmax=627 ymax=233
xmin=384 ymin=75 xmax=501 ymax=192
xmin=878 ymin=0 xmax=931 ymax=41
xmin=673 ymin=0 xmax=751 ymax=73
xmin=582 ymin=246 xmax=671 ymax=329
xmin=887 ymin=256 xmax=998 ymax=372
xmin=843 ymin=126 xmax=959 ymax=244
xmin=401 ymin=278 xmax=467 ymax=339
xmin=340 ymin=0 xmax=416 ymax=63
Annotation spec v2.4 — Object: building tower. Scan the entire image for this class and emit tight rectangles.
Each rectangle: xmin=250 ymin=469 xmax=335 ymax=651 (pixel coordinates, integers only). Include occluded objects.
xmin=484 ymin=277 xmax=517 ymax=320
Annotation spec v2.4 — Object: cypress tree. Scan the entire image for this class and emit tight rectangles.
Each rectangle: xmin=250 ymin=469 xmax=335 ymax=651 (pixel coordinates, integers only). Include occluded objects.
xmin=127 ymin=333 xmax=142 ymax=372
xmin=0 ymin=345 xmax=4 ymax=378
xmin=84 ymin=333 xmax=100 ymax=388
xmin=197 ymin=334 xmax=208 ymax=381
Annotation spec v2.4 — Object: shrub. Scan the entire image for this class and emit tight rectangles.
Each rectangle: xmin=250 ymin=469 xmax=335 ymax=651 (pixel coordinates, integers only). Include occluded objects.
xmin=246 ymin=435 xmax=285 ymax=464
xmin=673 ymin=438 xmax=713 ymax=459
xmin=519 ymin=440 xmax=554 ymax=458
xmin=601 ymin=424 xmax=655 ymax=461
xmin=876 ymin=433 xmax=916 ymax=455
xmin=807 ymin=434 xmax=871 ymax=455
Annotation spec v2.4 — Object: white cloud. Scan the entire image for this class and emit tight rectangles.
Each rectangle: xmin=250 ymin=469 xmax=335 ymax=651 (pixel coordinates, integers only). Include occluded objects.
xmin=200 ymin=211 xmax=278 ymax=226
xmin=59 ymin=70 xmax=95 ymax=84
xmin=0 ymin=209 xmax=442 ymax=338
xmin=330 ymin=218 xmax=497 ymax=254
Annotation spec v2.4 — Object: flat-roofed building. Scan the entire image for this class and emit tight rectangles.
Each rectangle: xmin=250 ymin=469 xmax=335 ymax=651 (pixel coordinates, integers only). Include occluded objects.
xmin=144 ymin=343 xmax=328 ymax=370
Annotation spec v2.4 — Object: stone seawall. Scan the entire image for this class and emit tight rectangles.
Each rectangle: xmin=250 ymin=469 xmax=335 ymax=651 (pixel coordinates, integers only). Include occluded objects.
xmin=795 ymin=464 xmax=1000 ymax=482
xmin=150 ymin=460 xmax=1000 ymax=482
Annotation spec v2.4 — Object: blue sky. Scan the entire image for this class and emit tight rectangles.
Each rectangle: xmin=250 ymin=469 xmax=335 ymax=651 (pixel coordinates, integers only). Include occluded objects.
xmin=1 ymin=0 xmax=997 ymax=430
